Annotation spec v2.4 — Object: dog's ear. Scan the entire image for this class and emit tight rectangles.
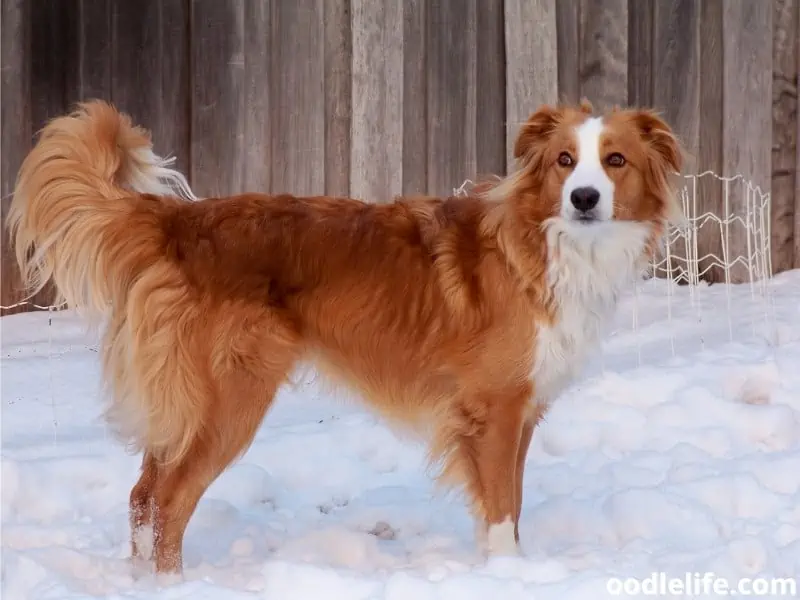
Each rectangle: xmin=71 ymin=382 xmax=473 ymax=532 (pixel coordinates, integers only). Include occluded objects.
xmin=632 ymin=110 xmax=683 ymax=174
xmin=631 ymin=110 xmax=685 ymax=227
xmin=513 ymin=105 xmax=562 ymax=159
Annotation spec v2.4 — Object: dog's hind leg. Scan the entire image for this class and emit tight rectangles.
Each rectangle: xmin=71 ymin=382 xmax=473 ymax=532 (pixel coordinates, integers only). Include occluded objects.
xmin=148 ymin=353 xmax=296 ymax=575
xmin=130 ymin=451 xmax=159 ymax=562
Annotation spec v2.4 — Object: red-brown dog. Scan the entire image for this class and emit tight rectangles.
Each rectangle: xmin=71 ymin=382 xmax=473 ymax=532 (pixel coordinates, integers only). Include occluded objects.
xmin=8 ymin=99 xmax=682 ymax=574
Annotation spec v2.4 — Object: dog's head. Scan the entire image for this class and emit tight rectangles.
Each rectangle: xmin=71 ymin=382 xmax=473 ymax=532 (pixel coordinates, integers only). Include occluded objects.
xmin=489 ymin=100 xmax=684 ymax=240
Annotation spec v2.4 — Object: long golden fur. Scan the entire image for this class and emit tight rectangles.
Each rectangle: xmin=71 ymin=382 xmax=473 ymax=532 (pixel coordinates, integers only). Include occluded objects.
xmin=7 ymin=100 xmax=682 ymax=574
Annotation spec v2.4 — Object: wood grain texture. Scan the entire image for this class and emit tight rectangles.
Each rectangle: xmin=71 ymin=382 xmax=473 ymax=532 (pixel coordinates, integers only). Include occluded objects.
xmin=722 ymin=0 xmax=773 ymax=283
xmin=797 ymin=1 xmax=800 ymax=270
xmin=771 ymin=0 xmax=798 ymax=274
xmin=351 ymin=0 xmax=403 ymax=201
xmin=243 ymin=0 xmax=271 ymax=192
xmin=426 ymin=0 xmax=477 ymax=196
xmin=190 ymin=0 xmax=245 ymax=197
xmin=401 ymin=0 xmax=427 ymax=195
xmin=77 ymin=0 xmax=112 ymax=101
xmin=1 ymin=0 xmax=34 ymax=313
xmin=579 ymin=0 xmax=628 ymax=110
xmin=627 ymin=0 xmax=653 ymax=107
xmin=504 ymin=0 xmax=558 ymax=170
xmin=696 ymin=0 xmax=724 ymax=283
xmin=653 ymin=0 xmax=700 ymax=175
xmin=269 ymin=0 xmax=326 ymax=197
xmin=475 ymin=0 xmax=506 ymax=178
xmin=8 ymin=0 xmax=75 ymax=311
xmin=556 ymin=0 xmax=581 ymax=104
xmin=29 ymin=0 xmax=78 ymax=130
xmin=112 ymin=0 xmax=191 ymax=175
xmin=647 ymin=0 xmax=700 ymax=280
xmin=323 ymin=0 xmax=352 ymax=198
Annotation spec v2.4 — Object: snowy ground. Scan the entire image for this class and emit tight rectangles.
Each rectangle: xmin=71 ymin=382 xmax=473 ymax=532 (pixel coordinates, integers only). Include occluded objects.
xmin=2 ymin=272 xmax=800 ymax=599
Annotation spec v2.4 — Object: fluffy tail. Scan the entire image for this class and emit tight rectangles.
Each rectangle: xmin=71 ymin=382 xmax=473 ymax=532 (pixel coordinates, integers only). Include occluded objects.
xmin=7 ymin=100 xmax=203 ymax=464
xmin=7 ymin=99 xmax=196 ymax=316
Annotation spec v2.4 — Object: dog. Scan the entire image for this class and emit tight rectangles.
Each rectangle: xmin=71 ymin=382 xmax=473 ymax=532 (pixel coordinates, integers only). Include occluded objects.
xmin=7 ymin=99 xmax=682 ymax=574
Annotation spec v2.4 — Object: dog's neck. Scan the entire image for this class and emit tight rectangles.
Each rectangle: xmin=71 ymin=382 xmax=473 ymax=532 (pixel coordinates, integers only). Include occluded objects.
xmin=542 ymin=218 xmax=652 ymax=308
xmin=528 ymin=218 xmax=653 ymax=403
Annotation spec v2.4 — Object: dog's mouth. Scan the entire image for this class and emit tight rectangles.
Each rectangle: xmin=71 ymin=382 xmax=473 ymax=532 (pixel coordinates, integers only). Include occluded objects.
xmin=573 ymin=213 xmax=599 ymax=224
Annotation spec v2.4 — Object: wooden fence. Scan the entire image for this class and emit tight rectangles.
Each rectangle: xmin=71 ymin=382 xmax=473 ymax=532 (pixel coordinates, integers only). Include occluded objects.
xmin=1 ymin=0 xmax=798 ymax=314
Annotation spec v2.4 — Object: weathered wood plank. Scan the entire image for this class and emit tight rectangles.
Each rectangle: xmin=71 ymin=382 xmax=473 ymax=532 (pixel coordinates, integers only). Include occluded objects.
xmin=504 ymin=0 xmax=558 ymax=170
xmin=8 ymin=0 xmax=77 ymax=311
xmin=157 ymin=0 xmax=192 ymax=177
xmin=269 ymin=0 xmax=325 ymax=196
xmin=323 ymin=0 xmax=352 ymax=198
xmin=647 ymin=1 xmax=700 ymax=280
xmin=426 ymin=0 xmax=477 ymax=196
xmin=243 ymin=0 xmax=271 ymax=192
xmin=627 ymin=0 xmax=653 ymax=107
xmin=77 ymin=0 xmax=112 ymax=101
xmin=578 ymin=0 xmax=628 ymax=110
xmin=401 ymin=0 xmax=427 ymax=195
xmin=29 ymin=0 xmax=78 ymax=128
xmin=267 ymin=0 xmax=327 ymax=197
xmin=556 ymin=0 xmax=581 ymax=104
xmin=653 ymin=0 xmax=700 ymax=174
xmin=112 ymin=0 xmax=191 ymax=175
xmin=1 ymin=0 xmax=34 ymax=314
xmin=351 ymin=0 xmax=403 ymax=201
xmin=797 ymin=1 xmax=800 ymax=270
xmin=190 ymin=0 xmax=245 ymax=197
xmin=722 ymin=0 xmax=773 ymax=283
xmin=475 ymin=0 xmax=506 ymax=178
xmin=696 ymin=0 xmax=724 ymax=283
xmin=772 ymin=0 xmax=798 ymax=274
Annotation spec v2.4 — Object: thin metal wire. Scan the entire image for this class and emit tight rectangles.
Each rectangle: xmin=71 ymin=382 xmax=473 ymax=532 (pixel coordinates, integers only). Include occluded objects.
xmin=1 ymin=300 xmax=63 ymax=310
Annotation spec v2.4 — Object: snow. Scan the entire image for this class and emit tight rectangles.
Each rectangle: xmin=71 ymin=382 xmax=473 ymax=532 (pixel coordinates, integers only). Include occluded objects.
xmin=3 ymin=272 xmax=800 ymax=599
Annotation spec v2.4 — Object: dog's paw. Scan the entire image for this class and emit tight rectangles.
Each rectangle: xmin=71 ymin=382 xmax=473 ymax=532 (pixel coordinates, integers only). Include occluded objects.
xmin=486 ymin=517 xmax=520 ymax=557
xmin=155 ymin=570 xmax=185 ymax=588
xmin=129 ymin=555 xmax=153 ymax=580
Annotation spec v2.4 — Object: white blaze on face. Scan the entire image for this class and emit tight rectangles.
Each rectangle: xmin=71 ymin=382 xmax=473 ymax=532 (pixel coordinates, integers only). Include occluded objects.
xmin=560 ymin=117 xmax=615 ymax=222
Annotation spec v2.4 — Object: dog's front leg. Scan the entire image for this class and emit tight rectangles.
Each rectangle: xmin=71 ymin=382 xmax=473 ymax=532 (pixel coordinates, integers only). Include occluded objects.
xmin=463 ymin=384 xmax=531 ymax=557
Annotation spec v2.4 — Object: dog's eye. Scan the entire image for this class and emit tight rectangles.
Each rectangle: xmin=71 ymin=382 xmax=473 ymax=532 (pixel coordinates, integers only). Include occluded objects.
xmin=607 ymin=152 xmax=626 ymax=167
xmin=557 ymin=152 xmax=574 ymax=167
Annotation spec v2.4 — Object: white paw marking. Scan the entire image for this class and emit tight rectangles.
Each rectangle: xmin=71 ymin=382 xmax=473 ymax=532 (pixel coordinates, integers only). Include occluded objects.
xmin=486 ymin=516 xmax=519 ymax=556
xmin=132 ymin=524 xmax=154 ymax=561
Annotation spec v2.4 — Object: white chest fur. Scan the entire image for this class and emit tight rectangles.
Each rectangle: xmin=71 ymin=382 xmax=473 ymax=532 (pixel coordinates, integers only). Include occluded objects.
xmin=531 ymin=219 xmax=652 ymax=402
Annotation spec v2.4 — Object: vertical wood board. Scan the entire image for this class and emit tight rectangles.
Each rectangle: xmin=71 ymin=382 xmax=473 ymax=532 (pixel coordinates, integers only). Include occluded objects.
xmin=268 ymin=0 xmax=326 ymax=196
xmin=401 ymin=0 xmax=427 ymax=195
xmin=771 ymin=0 xmax=798 ymax=274
xmin=578 ymin=0 xmax=628 ymax=110
xmin=627 ymin=0 xmax=653 ymax=107
xmin=556 ymin=0 xmax=581 ymax=104
xmin=475 ymin=0 xmax=506 ymax=178
xmin=351 ymin=0 xmax=403 ymax=201
xmin=696 ymin=0 xmax=724 ymax=282
xmin=504 ymin=0 xmax=558 ymax=170
xmin=1 ymin=0 xmax=35 ymax=314
xmin=243 ymin=0 xmax=272 ymax=192
xmin=721 ymin=0 xmax=773 ymax=283
xmin=112 ymin=0 xmax=191 ymax=175
xmin=323 ymin=0 xmax=352 ymax=198
xmin=190 ymin=0 xmax=245 ymax=197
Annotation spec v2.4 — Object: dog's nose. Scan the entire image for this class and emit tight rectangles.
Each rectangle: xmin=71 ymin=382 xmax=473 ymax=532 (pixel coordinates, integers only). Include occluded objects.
xmin=570 ymin=187 xmax=600 ymax=212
